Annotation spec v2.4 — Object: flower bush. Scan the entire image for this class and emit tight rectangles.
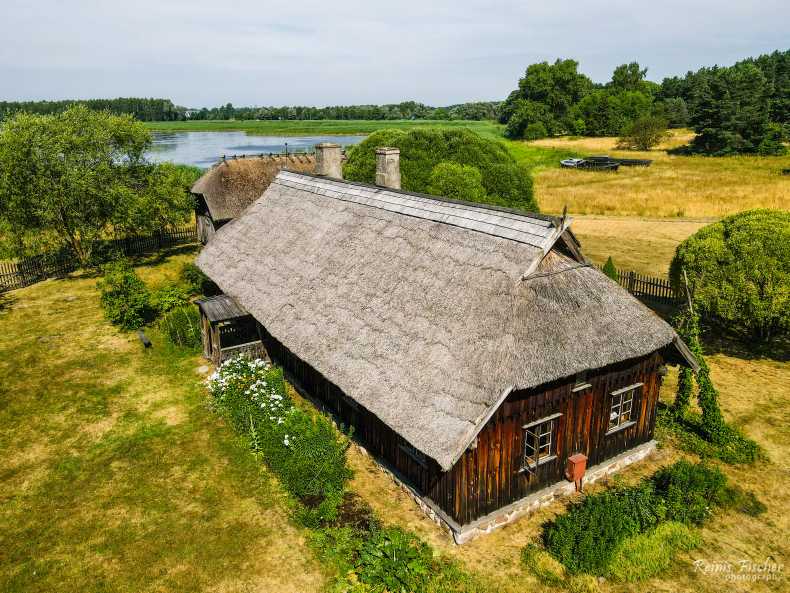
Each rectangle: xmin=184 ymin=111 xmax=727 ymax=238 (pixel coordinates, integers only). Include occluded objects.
xmin=207 ymin=355 xmax=351 ymax=523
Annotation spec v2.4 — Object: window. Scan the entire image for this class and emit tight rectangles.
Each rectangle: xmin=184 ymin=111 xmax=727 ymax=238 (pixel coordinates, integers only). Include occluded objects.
xmin=522 ymin=413 xmax=561 ymax=470
xmin=572 ymin=371 xmax=592 ymax=392
xmin=608 ymin=383 xmax=642 ymax=433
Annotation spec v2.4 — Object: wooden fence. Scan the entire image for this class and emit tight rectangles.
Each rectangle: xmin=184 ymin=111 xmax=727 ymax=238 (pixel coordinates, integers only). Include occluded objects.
xmin=597 ymin=265 xmax=680 ymax=305
xmin=0 ymin=225 xmax=197 ymax=293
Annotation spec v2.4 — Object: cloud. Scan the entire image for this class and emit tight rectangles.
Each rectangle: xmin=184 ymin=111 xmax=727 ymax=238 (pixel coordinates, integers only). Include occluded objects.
xmin=0 ymin=0 xmax=787 ymax=106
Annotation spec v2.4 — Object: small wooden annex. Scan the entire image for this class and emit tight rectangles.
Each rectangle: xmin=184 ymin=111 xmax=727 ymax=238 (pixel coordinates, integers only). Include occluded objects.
xmin=195 ymin=294 xmax=265 ymax=365
xmin=191 ymin=154 xmax=316 ymax=243
xmin=196 ymin=161 xmax=697 ymax=541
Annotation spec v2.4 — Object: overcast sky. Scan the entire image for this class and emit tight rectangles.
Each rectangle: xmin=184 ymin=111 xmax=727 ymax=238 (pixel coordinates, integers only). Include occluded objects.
xmin=1 ymin=1 xmax=787 ymax=107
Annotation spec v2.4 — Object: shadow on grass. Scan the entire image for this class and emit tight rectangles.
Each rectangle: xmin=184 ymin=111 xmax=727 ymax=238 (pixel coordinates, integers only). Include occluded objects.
xmin=701 ymin=328 xmax=789 ymax=363
xmin=129 ymin=243 xmax=200 ymax=269
xmin=0 ymin=291 xmax=15 ymax=312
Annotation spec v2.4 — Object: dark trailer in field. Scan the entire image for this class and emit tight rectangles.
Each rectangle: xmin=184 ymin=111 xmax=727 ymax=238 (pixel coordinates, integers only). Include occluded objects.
xmin=191 ymin=153 xmax=316 ymax=243
xmin=196 ymin=145 xmax=697 ymax=542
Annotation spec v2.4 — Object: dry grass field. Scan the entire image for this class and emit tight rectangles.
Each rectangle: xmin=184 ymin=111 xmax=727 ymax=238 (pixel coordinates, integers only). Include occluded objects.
xmin=570 ymin=216 xmax=707 ymax=276
xmin=529 ymin=131 xmax=790 ymax=219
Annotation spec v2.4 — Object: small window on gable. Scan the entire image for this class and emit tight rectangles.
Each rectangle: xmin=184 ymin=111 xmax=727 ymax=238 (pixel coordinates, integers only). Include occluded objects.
xmin=607 ymin=383 xmax=642 ymax=433
xmin=522 ymin=413 xmax=561 ymax=471
xmin=573 ymin=371 xmax=592 ymax=392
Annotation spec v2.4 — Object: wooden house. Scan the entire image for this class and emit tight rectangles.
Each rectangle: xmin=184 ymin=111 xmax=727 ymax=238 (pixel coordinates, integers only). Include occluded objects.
xmin=191 ymin=154 xmax=316 ymax=243
xmin=196 ymin=146 xmax=697 ymax=542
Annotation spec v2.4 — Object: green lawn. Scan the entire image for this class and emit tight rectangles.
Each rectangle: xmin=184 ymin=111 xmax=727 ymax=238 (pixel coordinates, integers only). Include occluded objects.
xmin=0 ymin=247 xmax=326 ymax=593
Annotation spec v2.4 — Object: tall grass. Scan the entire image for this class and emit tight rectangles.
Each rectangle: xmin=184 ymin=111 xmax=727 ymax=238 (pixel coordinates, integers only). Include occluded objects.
xmin=145 ymin=119 xmax=504 ymax=137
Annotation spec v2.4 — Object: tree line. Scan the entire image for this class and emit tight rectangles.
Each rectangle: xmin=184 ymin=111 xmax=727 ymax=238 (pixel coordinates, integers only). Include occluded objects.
xmin=0 ymin=98 xmax=501 ymax=123
xmin=0 ymin=97 xmax=183 ymax=122
xmin=187 ymin=100 xmax=501 ymax=121
xmin=500 ymin=49 xmax=788 ymax=154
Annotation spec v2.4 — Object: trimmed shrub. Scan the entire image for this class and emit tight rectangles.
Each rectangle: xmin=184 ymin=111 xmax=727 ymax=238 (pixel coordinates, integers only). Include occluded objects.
xmin=543 ymin=482 xmax=665 ymax=574
xmin=208 ymin=356 xmax=352 ymax=523
xmin=358 ymin=527 xmax=433 ymax=593
xmin=652 ymin=459 xmax=728 ymax=525
xmin=428 ymin=162 xmax=486 ymax=203
xmin=343 ymin=128 xmax=537 ymax=211
xmin=151 ymin=282 xmax=190 ymax=315
xmin=97 ymin=259 xmax=153 ymax=330
xmin=670 ymin=209 xmax=790 ymax=344
xmin=159 ymin=305 xmax=201 ymax=349
xmin=608 ymin=522 xmax=701 ymax=582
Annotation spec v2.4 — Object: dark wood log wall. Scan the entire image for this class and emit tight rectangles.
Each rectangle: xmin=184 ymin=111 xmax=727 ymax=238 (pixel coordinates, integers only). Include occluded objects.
xmin=436 ymin=351 xmax=665 ymax=525
xmin=258 ymin=320 xmax=665 ymax=527
xmin=258 ymin=325 xmax=442 ymax=494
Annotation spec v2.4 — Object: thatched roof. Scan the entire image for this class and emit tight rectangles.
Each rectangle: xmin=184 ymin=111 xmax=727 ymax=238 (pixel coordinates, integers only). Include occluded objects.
xmin=191 ymin=154 xmax=316 ymax=221
xmin=197 ymin=171 xmax=693 ymax=471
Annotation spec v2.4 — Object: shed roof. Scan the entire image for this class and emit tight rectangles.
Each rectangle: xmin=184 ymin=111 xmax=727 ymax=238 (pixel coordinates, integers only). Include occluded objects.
xmin=195 ymin=294 xmax=249 ymax=322
xmin=197 ymin=171 xmax=693 ymax=470
xmin=191 ymin=154 xmax=316 ymax=221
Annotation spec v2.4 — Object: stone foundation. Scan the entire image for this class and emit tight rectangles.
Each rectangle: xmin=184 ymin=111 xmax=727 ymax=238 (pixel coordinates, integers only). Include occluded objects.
xmin=369 ymin=439 xmax=658 ymax=544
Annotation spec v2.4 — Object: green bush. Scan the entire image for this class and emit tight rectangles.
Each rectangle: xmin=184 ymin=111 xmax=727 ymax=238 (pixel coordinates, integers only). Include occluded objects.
xmin=151 ymin=282 xmax=190 ymax=314
xmin=616 ymin=115 xmax=669 ymax=150
xmin=523 ymin=122 xmax=549 ymax=141
xmin=159 ymin=305 xmax=201 ymax=349
xmin=670 ymin=209 xmax=790 ymax=343
xmin=543 ymin=482 xmax=665 ymax=574
xmin=358 ymin=527 xmax=433 ymax=593
xmin=652 ymin=460 xmax=727 ymax=525
xmin=208 ymin=356 xmax=352 ymax=523
xmin=608 ymin=522 xmax=701 ymax=582
xmin=97 ymin=259 xmax=153 ymax=330
xmin=180 ymin=262 xmax=218 ymax=296
xmin=428 ymin=162 xmax=486 ymax=202
xmin=657 ymin=407 xmax=761 ymax=464
xmin=343 ymin=128 xmax=537 ymax=211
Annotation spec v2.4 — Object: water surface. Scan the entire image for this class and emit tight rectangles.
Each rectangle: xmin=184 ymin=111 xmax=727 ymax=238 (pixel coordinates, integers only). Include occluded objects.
xmin=147 ymin=131 xmax=366 ymax=168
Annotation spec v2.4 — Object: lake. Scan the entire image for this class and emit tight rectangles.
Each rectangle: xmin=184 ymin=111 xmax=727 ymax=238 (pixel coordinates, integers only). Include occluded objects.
xmin=147 ymin=131 xmax=366 ymax=168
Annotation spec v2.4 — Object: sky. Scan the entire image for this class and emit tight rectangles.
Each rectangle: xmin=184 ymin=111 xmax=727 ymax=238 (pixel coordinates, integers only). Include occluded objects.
xmin=1 ymin=1 xmax=787 ymax=108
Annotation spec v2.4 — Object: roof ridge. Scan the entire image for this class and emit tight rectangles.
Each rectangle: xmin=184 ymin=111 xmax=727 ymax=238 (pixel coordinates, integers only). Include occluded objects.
xmin=276 ymin=169 xmax=559 ymax=225
xmin=275 ymin=170 xmax=567 ymax=251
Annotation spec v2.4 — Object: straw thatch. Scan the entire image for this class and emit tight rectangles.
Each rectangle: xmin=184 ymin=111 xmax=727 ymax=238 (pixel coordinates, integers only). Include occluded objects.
xmin=191 ymin=154 xmax=316 ymax=221
xmin=197 ymin=171 xmax=692 ymax=470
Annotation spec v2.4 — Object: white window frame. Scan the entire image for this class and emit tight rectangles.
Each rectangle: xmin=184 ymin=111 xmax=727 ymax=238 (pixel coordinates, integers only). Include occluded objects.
xmin=606 ymin=383 xmax=642 ymax=434
xmin=521 ymin=413 xmax=561 ymax=471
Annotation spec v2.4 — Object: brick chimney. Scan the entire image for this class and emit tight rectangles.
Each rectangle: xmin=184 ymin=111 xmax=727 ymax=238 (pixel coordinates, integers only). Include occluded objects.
xmin=375 ymin=147 xmax=401 ymax=190
xmin=314 ymin=142 xmax=343 ymax=179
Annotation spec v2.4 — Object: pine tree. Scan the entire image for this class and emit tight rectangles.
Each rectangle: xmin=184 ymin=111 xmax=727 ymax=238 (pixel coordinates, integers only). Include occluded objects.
xmin=602 ymin=256 xmax=619 ymax=281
